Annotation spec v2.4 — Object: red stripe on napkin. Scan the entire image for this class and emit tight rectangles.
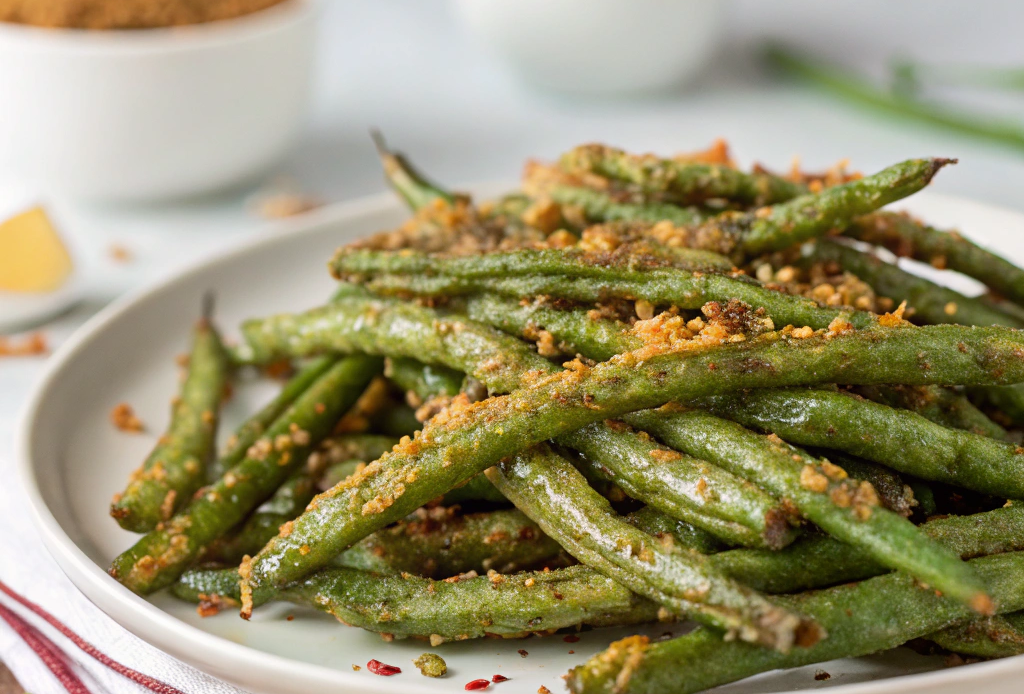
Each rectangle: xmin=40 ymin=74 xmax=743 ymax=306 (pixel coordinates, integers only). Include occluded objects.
xmin=0 ymin=579 xmax=186 ymax=694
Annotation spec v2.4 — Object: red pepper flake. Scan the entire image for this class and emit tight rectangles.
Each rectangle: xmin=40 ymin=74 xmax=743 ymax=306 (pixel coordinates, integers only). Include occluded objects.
xmin=367 ymin=659 xmax=401 ymax=676
xmin=563 ymin=634 xmax=580 ymax=643
xmin=568 ymin=650 xmax=575 ymax=654
xmin=517 ymin=649 xmax=529 ymax=658
xmin=491 ymin=674 xmax=510 ymax=683
xmin=465 ymin=679 xmax=490 ymax=690
xmin=286 ymin=614 xmax=295 ymax=621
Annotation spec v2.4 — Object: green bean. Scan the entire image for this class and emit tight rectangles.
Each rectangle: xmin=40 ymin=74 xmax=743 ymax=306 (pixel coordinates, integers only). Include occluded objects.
xmin=911 ymin=480 xmax=940 ymax=517
xmin=693 ymin=387 xmax=1024 ymax=498
xmin=384 ymin=356 xmax=463 ymax=405
xmin=815 ymin=239 xmax=1024 ymax=425
xmin=204 ymin=469 xmax=319 ymax=566
xmin=175 ymin=564 xmax=660 ymax=643
xmin=241 ymin=295 xmax=784 ymax=546
xmin=335 ymin=245 xmax=736 ymax=277
xmin=109 ymin=354 xmax=382 ymax=595
xmin=811 ymin=239 xmax=1022 ymax=328
xmin=845 ymin=211 xmax=1024 ymax=307
xmin=766 ymin=45 xmax=1024 ymax=156
xmin=485 ymin=446 xmax=812 ymax=651
xmin=111 ymin=306 xmax=230 ymax=532
xmin=559 ymin=143 xmax=808 ymax=206
xmin=237 ymin=296 xmax=553 ymax=394
xmin=627 ymin=407 xmax=992 ymax=613
xmin=466 ymin=294 xmax=639 ymax=361
xmin=706 ymin=505 xmax=1024 ymax=594
xmin=207 ymin=356 xmax=338 ymax=480
xmin=560 ymin=423 xmax=797 ymax=548
xmin=624 ymin=506 xmax=723 ymax=555
xmin=207 ymin=435 xmax=398 ymax=564
xmin=543 ymin=184 xmax=707 ymax=228
xmin=336 ymin=508 xmax=561 ymax=578
xmin=240 ymin=323 xmax=1024 ymax=613
xmin=440 ymin=473 xmax=507 ymax=505
xmin=371 ymin=130 xmax=455 ymax=211
xmin=731 ymin=158 xmax=951 ymax=256
xmin=566 ymin=551 xmax=1024 ymax=694
xmin=334 ymin=250 xmax=877 ymax=330
xmin=855 ymin=384 xmax=1010 ymax=440
xmin=929 ymin=612 xmax=1024 ymax=658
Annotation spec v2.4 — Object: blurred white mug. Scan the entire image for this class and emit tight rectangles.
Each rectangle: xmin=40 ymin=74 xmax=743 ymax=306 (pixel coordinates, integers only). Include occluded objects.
xmin=450 ymin=0 xmax=725 ymax=96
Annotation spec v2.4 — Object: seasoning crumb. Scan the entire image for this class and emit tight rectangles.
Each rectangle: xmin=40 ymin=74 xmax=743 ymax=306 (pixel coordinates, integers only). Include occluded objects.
xmin=352 ymin=665 xmax=361 ymax=672
xmin=517 ymin=649 xmax=529 ymax=658
xmin=110 ymin=403 xmax=145 ymax=433
xmin=413 ymin=653 xmax=447 ymax=678
xmin=286 ymin=614 xmax=294 ymax=621
xmin=465 ymin=679 xmax=490 ymax=690
xmin=109 ymin=244 xmax=133 ymax=263
xmin=255 ymin=193 xmax=323 ymax=219
xmin=813 ymin=670 xmax=831 ymax=681
xmin=0 ymin=332 xmax=49 ymax=358
xmin=367 ymin=659 xmax=401 ymax=676
xmin=538 ymin=687 xmax=551 ymax=694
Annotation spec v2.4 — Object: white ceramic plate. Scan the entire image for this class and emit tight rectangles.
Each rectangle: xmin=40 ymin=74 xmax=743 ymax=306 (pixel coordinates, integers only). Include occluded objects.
xmin=17 ymin=188 xmax=1024 ymax=694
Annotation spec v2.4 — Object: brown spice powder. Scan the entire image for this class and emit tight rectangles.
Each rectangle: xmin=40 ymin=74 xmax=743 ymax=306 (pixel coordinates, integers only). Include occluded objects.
xmin=0 ymin=0 xmax=290 ymax=30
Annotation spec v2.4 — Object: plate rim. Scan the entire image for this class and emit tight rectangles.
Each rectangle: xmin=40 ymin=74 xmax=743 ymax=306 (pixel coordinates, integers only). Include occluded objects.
xmin=16 ymin=187 xmax=1024 ymax=694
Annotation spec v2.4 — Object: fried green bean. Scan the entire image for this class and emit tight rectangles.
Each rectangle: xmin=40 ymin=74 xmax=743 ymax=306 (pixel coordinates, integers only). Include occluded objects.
xmin=109 ymin=354 xmax=382 ymax=595
xmin=175 ymin=564 xmax=660 ymax=643
xmin=693 ymin=387 xmax=1024 ymax=498
xmin=855 ymin=384 xmax=1010 ymax=440
xmin=207 ymin=356 xmax=338 ymax=480
xmin=560 ymin=423 xmax=797 ymax=548
xmin=238 ymin=296 xmax=549 ymax=394
xmin=384 ymin=356 xmax=464 ymax=405
xmin=240 ymin=322 xmax=1024 ymax=614
xmin=627 ymin=407 xmax=992 ymax=613
xmin=241 ymin=296 xmax=783 ymax=544
xmin=205 ymin=469 xmax=319 ymax=566
xmin=111 ymin=306 xmax=230 ymax=532
xmin=814 ymin=239 xmax=1024 ymax=425
xmin=440 ymin=473 xmax=507 ymax=505
xmin=566 ymin=551 xmax=1024 ymax=694
xmin=706 ymin=505 xmax=1024 ymax=594
xmin=335 ymin=244 xmax=736 ymax=277
xmin=333 ymin=250 xmax=877 ymax=330
xmin=336 ymin=508 xmax=561 ymax=578
xmin=728 ymin=158 xmax=951 ymax=256
xmin=811 ymin=238 xmax=1022 ymax=328
xmin=207 ymin=435 xmax=398 ymax=564
xmin=559 ymin=143 xmax=808 ymax=206
xmin=465 ymin=294 xmax=639 ymax=361
xmin=543 ymin=184 xmax=707 ymax=227
xmin=624 ymin=506 xmax=723 ymax=555
xmin=929 ymin=612 xmax=1024 ymax=658
xmin=845 ymin=212 xmax=1024 ymax=307
xmin=372 ymin=130 xmax=456 ymax=211
xmin=485 ymin=446 xmax=812 ymax=651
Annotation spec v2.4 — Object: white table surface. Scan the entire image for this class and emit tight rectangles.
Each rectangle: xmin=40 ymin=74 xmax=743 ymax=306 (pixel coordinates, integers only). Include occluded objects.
xmin=4 ymin=0 xmax=1024 ymax=690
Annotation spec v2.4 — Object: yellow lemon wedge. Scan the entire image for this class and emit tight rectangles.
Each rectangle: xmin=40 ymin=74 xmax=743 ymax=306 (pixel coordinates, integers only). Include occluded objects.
xmin=0 ymin=207 xmax=73 ymax=293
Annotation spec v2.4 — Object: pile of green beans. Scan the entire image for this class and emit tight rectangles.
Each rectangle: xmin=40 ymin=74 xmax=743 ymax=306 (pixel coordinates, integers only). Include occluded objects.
xmin=109 ymin=138 xmax=1024 ymax=692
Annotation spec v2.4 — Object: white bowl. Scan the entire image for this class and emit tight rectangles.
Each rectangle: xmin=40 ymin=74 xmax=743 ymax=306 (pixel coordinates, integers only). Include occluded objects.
xmin=450 ymin=0 xmax=725 ymax=96
xmin=0 ymin=1 xmax=318 ymax=203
